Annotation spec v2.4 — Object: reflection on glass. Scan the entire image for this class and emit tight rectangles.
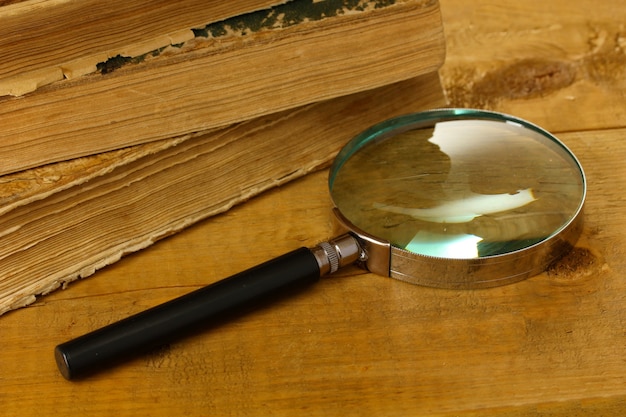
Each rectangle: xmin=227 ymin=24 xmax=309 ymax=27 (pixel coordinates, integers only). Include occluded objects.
xmin=331 ymin=117 xmax=584 ymax=259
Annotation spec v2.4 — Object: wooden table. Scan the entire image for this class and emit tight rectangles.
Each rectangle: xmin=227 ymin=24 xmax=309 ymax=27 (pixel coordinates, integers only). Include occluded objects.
xmin=2 ymin=1 xmax=625 ymax=415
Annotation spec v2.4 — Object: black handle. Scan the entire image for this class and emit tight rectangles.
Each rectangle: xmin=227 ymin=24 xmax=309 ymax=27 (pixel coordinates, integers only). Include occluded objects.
xmin=55 ymin=247 xmax=321 ymax=380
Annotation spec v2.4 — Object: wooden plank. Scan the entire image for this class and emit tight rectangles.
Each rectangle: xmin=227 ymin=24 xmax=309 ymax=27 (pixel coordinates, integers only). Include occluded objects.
xmin=0 ymin=126 xmax=624 ymax=415
xmin=439 ymin=0 xmax=626 ymax=133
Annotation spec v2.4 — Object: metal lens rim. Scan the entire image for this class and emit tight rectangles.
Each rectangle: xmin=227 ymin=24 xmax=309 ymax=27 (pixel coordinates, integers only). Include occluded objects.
xmin=329 ymin=108 xmax=587 ymax=288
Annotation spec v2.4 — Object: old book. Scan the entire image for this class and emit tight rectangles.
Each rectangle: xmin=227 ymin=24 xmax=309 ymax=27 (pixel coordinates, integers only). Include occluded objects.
xmin=0 ymin=73 xmax=445 ymax=315
xmin=0 ymin=0 xmax=445 ymax=175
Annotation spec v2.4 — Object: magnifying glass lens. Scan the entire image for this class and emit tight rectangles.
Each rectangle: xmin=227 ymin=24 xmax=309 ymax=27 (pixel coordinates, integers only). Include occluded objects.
xmin=330 ymin=110 xmax=585 ymax=260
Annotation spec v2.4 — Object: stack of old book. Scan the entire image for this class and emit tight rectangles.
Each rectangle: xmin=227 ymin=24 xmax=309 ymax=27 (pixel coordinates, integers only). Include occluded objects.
xmin=0 ymin=0 xmax=446 ymax=314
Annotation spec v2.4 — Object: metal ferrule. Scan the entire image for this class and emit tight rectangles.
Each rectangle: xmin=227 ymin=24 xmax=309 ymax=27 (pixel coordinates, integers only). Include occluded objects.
xmin=331 ymin=208 xmax=392 ymax=277
xmin=312 ymin=234 xmax=362 ymax=276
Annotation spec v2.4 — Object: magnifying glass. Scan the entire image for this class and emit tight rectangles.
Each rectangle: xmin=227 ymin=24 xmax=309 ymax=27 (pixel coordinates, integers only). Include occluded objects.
xmin=55 ymin=109 xmax=586 ymax=380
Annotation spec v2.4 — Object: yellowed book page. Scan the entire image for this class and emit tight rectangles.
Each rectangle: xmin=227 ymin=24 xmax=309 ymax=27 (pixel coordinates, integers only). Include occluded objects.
xmin=0 ymin=0 xmax=445 ymax=176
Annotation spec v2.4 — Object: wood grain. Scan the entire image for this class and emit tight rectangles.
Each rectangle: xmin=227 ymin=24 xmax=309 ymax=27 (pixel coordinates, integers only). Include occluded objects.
xmin=1 ymin=0 xmax=626 ymax=415
xmin=440 ymin=0 xmax=626 ymax=132
xmin=1 ymin=126 xmax=624 ymax=416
